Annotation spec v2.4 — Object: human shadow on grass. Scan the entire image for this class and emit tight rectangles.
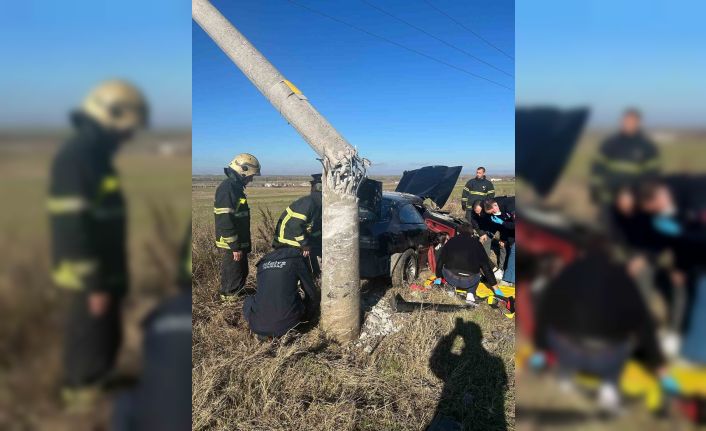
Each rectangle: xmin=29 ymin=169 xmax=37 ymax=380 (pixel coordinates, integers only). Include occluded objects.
xmin=428 ymin=318 xmax=508 ymax=431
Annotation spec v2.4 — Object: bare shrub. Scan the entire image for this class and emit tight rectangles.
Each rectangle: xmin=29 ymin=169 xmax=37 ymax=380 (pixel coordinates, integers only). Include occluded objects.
xmin=254 ymin=207 xmax=277 ymax=254
xmin=139 ymin=202 xmax=184 ymax=295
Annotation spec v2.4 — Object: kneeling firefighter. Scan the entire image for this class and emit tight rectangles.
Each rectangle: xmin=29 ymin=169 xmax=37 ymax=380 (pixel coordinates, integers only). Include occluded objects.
xmin=243 ymin=247 xmax=320 ymax=339
xmin=272 ymin=174 xmax=322 ymax=275
xmin=214 ymin=153 xmax=261 ymax=301
xmin=435 ymin=224 xmax=499 ymax=303
xmin=48 ymin=80 xmax=148 ymax=410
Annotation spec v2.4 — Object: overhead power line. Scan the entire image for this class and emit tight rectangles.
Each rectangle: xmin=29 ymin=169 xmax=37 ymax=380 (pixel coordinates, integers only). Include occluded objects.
xmin=284 ymin=0 xmax=512 ymax=91
xmin=361 ymin=0 xmax=512 ymax=77
xmin=423 ymin=0 xmax=514 ymax=60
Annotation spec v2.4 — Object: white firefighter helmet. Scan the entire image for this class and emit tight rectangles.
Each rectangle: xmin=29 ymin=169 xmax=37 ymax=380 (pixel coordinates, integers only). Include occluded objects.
xmin=228 ymin=153 xmax=261 ymax=177
xmin=81 ymin=79 xmax=148 ymax=133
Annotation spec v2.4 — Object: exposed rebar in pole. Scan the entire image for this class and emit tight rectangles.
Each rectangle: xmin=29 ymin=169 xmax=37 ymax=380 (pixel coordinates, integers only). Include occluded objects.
xmin=193 ymin=0 xmax=363 ymax=342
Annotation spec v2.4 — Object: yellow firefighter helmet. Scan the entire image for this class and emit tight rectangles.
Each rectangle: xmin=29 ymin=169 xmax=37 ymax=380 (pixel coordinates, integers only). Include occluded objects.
xmin=81 ymin=80 xmax=148 ymax=133
xmin=228 ymin=153 xmax=261 ymax=177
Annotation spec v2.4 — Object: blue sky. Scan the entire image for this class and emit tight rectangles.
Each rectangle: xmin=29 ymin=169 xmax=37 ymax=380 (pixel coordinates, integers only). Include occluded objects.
xmin=517 ymin=0 xmax=706 ymax=128
xmin=0 ymin=0 xmax=191 ymax=129
xmin=193 ymin=0 xmax=514 ymax=175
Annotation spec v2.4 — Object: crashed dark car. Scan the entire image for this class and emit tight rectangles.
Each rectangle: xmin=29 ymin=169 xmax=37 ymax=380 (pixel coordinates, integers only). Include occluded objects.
xmin=357 ymin=165 xmax=469 ymax=286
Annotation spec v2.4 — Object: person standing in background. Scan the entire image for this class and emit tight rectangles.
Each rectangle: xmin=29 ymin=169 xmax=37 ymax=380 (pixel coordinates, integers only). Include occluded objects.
xmin=591 ymin=109 xmax=660 ymax=207
xmin=462 ymin=166 xmax=495 ymax=220
xmin=214 ymin=153 xmax=261 ymax=302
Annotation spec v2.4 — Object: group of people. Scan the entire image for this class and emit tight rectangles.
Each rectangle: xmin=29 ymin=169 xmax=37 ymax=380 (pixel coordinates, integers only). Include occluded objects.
xmin=213 ymin=154 xmax=322 ymax=339
xmin=435 ymin=166 xmax=516 ymax=304
xmin=531 ymin=109 xmax=706 ymax=414
xmin=214 ymin=157 xmax=517 ymax=339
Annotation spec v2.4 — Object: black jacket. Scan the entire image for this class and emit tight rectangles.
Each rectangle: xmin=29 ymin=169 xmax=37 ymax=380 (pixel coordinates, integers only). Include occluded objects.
xmin=214 ymin=169 xmax=251 ymax=253
xmin=435 ymin=233 xmax=497 ymax=285
xmin=461 ymin=176 xmax=495 ymax=210
xmin=610 ymin=208 xmax=668 ymax=259
xmin=591 ymin=131 xmax=660 ymax=203
xmin=467 ymin=208 xmax=486 ymax=235
xmin=534 ymin=253 xmax=664 ymax=370
xmin=272 ymin=192 xmax=322 ymax=251
xmin=49 ymin=114 xmax=127 ymax=296
xmin=132 ymin=291 xmax=192 ymax=430
xmin=483 ymin=210 xmax=515 ymax=242
xmin=243 ymin=248 xmax=320 ymax=337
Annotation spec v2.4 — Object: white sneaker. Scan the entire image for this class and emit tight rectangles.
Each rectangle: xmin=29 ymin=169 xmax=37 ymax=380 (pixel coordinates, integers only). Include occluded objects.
xmin=661 ymin=332 xmax=682 ymax=359
xmin=597 ymin=383 xmax=621 ymax=414
xmin=493 ymin=269 xmax=504 ymax=281
xmin=465 ymin=292 xmax=477 ymax=305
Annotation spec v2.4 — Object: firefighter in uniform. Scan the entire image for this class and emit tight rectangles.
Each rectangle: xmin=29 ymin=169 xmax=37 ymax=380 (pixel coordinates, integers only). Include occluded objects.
xmin=243 ymin=247 xmax=320 ymax=339
xmin=591 ymin=109 xmax=660 ymax=206
xmin=48 ymin=80 xmax=148 ymax=410
xmin=214 ymin=153 xmax=261 ymax=301
xmin=272 ymin=174 xmax=323 ymax=276
xmin=461 ymin=166 xmax=495 ymax=223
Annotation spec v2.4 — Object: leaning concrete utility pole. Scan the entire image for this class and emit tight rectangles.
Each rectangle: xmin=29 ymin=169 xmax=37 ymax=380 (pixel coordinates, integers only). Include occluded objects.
xmin=193 ymin=0 xmax=364 ymax=342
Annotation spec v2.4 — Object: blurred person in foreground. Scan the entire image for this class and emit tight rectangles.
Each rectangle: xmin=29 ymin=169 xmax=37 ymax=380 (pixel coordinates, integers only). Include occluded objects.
xmin=112 ymin=226 xmax=192 ymax=431
xmin=533 ymin=247 xmax=665 ymax=414
xmin=610 ymin=184 xmax=688 ymax=352
xmin=637 ymin=179 xmax=706 ymax=364
xmin=272 ymin=173 xmax=323 ymax=276
xmin=214 ymin=153 xmax=261 ymax=302
xmin=591 ymin=108 xmax=660 ymax=209
xmin=48 ymin=80 xmax=148 ymax=410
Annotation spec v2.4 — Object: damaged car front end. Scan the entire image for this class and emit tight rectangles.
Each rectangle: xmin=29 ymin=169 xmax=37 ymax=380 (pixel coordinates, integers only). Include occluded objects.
xmin=357 ymin=166 xmax=469 ymax=286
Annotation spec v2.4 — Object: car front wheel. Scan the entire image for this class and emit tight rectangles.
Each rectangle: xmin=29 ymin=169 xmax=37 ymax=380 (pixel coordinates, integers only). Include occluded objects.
xmin=391 ymin=249 xmax=417 ymax=287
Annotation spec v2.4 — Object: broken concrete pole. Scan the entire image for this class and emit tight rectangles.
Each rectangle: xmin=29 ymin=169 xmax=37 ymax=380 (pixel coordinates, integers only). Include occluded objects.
xmin=193 ymin=0 xmax=363 ymax=342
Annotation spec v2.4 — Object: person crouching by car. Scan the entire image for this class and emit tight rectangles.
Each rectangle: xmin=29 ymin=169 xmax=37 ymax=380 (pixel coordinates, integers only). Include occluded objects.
xmin=243 ymin=247 xmax=320 ymax=340
xmin=435 ymin=224 xmax=498 ymax=304
xmin=533 ymin=250 xmax=664 ymax=415
xmin=468 ymin=200 xmax=486 ymax=236
xmin=483 ymin=198 xmax=515 ymax=278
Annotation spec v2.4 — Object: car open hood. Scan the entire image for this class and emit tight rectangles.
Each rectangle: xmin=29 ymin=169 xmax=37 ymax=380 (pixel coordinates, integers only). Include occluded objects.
xmin=516 ymin=107 xmax=589 ymax=197
xmin=395 ymin=165 xmax=462 ymax=208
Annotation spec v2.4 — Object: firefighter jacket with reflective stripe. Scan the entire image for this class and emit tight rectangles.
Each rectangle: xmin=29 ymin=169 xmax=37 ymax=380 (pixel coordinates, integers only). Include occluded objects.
xmin=243 ymin=247 xmax=320 ymax=337
xmin=272 ymin=192 xmax=322 ymax=251
xmin=214 ymin=169 xmax=252 ymax=253
xmin=591 ymin=131 xmax=660 ymax=202
xmin=461 ymin=176 xmax=495 ymax=210
xmin=48 ymin=114 xmax=127 ymax=295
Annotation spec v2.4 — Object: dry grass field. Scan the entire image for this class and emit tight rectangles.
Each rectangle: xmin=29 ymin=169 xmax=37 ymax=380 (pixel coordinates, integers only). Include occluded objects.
xmin=192 ymin=174 xmax=516 ymax=430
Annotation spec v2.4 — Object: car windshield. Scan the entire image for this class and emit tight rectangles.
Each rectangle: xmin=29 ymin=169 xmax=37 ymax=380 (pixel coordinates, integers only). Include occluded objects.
xmin=380 ymin=199 xmax=393 ymax=221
